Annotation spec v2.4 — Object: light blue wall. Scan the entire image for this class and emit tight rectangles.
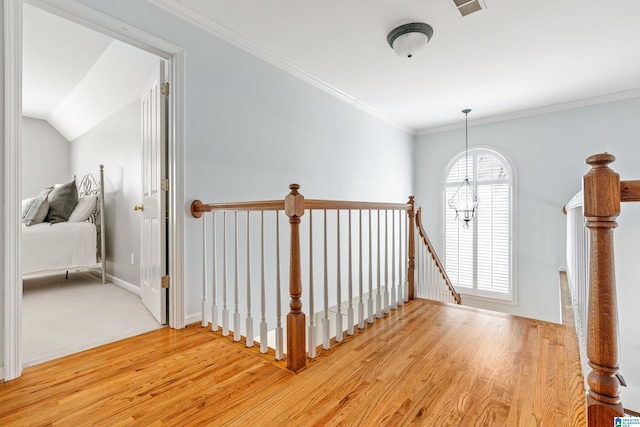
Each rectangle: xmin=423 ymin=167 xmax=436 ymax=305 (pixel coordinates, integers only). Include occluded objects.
xmin=0 ymin=3 xmax=5 ymax=372
xmin=76 ymin=0 xmax=414 ymax=320
xmin=415 ymin=97 xmax=640 ymax=323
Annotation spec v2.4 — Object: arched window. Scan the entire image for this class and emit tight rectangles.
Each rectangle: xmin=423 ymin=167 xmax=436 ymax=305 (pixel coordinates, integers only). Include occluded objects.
xmin=444 ymin=147 xmax=515 ymax=301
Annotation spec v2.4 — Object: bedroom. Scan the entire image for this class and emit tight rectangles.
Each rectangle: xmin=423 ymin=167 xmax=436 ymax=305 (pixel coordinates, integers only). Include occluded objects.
xmin=20 ymin=4 xmax=165 ymax=366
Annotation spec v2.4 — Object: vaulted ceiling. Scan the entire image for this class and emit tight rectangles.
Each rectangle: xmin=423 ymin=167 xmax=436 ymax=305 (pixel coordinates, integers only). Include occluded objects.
xmin=22 ymin=4 xmax=159 ymax=141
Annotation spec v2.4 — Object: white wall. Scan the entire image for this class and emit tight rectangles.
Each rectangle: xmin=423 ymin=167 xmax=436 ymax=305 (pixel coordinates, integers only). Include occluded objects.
xmin=0 ymin=3 xmax=5 ymax=372
xmin=70 ymin=100 xmax=142 ymax=288
xmin=21 ymin=117 xmax=70 ymax=198
xmin=416 ymin=97 xmax=640 ymax=408
xmin=415 ymin=97 xmax=640 ymax=323
xmin=75 ymin=0 xmax=415 ymax=323
xmin=614 ymin=202 xmax=640 ymax=408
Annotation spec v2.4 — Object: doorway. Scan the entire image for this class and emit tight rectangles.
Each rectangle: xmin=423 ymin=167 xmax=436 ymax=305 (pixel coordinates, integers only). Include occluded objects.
xmin=3 ymin=0 xmax=185 ymax=381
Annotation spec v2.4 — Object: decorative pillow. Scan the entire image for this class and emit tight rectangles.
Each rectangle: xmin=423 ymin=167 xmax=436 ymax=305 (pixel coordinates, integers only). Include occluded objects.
xmin=22 ymin=194 xmax=50 ymax=226
xmin=44 ymin=180 xmax=78 ymax=223
xmin=22 ymin=198 xmax=34 ymax=216
xmin=68 ymin=196 xmax=97 ymax=222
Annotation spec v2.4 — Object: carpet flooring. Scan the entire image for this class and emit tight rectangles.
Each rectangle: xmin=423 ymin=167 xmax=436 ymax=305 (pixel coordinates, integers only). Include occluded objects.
xmin=23 ymin=271 xmax=163 ymax=367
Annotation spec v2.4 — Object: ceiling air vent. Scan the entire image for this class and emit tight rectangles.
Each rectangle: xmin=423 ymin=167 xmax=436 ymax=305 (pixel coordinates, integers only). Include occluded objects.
xmin=451 ymin=0 xmax=485 ymax=17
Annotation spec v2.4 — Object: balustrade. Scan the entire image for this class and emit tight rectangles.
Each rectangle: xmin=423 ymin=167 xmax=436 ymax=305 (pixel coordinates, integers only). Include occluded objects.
xmin=191 ymin=184 xmax=460 ymax=372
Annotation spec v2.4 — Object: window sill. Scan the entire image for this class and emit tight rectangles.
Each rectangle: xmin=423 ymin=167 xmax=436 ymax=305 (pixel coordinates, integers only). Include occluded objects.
xmin=456 ymin=291 xmax=517 ymax=307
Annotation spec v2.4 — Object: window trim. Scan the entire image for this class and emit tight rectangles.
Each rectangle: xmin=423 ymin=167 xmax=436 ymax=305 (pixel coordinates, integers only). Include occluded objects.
xmin=442 ymin=146 xmax=518 ymax=304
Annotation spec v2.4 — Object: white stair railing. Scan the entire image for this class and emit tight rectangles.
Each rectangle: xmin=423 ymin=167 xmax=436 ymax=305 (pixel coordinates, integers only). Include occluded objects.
xmin=564 ymin=190 xmax=590 ymax=389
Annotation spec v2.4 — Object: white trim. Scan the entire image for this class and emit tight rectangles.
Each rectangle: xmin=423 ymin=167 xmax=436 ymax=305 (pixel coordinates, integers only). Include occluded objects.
xmin=185 ymin=312 xmax=202 ymax=326
xmin=149 ymin=0 xmax=416 ymax=137
xmin=107 ymin=274 xmax=140 ymax=296
xmin=167 ymin=51 xmax=186 ymax=329
xmin=418 ymin=88 xmax=640 ymax=136
xmin=4 ymin=0 xmax=23 ymax=382
xmin=3 ymin=0 xmax=186 ymax=380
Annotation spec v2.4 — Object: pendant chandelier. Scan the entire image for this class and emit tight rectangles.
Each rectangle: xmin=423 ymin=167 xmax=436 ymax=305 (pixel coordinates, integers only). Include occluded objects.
xmin=448 ymin=108 xmax=479 ymax=229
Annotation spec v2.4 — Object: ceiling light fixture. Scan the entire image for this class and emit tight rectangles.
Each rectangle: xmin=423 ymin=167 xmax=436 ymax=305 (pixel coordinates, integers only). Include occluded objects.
xmin=387 ymin=22 xmax=434 ymax=58
xmin=448 ymin=108 xmax=479 ymax=228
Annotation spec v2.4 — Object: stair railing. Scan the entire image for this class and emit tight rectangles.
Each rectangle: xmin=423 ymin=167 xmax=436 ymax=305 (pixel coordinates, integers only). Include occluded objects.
xmin=191 ymin=184 xmax=458 ymax=372
xmin=564 ymin=153 xmax=640 ymax=425
xmin=415 ymin=206 xmax=461 ymax=304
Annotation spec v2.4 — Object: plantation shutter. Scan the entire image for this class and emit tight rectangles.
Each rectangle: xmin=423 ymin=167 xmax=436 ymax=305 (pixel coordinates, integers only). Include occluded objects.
xmin=444 ymin=149 xmax=512 ymax=300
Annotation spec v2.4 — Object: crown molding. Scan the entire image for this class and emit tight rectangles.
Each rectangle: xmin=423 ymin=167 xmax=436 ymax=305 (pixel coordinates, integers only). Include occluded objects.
xmin=417 ymin=88 xmax=640 ymax=136
xmin=148 ymin=0 xmax=416 ymax=136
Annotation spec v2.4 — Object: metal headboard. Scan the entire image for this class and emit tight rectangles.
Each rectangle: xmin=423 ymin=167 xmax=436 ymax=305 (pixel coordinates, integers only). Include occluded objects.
xmin=76 ymin=165 xmax=106 ymax=284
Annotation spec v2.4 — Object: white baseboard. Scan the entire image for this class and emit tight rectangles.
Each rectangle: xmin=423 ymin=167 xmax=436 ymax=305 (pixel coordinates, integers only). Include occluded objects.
xmin=185 ymin=312 xmax=202 ymax=325
xmin=107 ymin=274 xmax=140 ymax=296
xmin=0 ymin=366 xmax=4 ymax=381
xmin=86 ymin=270 xmax=140 ymax=295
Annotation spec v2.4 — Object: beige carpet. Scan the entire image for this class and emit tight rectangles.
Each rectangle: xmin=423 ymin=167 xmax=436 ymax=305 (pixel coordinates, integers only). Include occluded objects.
xmin=23 ymin=271 xmax=163 ymax=367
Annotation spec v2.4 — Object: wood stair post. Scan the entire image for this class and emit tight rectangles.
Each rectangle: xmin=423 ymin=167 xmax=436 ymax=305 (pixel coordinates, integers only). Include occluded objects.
xmin=583 ymin=153 xmax=624 ymax=425
xmin=407 ymin=196 xmax=416 ymax=301
xmin=285 ymin=184 xmax=306 ymax=372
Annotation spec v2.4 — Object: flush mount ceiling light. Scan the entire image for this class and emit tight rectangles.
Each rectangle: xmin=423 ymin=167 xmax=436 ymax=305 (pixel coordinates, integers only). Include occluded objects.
xmin=387 ymin=22 xmax=434 ymax=58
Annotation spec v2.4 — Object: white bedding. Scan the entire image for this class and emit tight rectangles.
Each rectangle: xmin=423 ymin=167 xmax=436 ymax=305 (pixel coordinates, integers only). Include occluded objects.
xmin=22 ymin=222 xmax=98 ymax=274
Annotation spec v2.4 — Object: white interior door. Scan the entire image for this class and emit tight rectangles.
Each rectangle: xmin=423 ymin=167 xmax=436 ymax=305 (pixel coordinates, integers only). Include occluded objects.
xmin=139 ymin=62 xmax=167 ymax=324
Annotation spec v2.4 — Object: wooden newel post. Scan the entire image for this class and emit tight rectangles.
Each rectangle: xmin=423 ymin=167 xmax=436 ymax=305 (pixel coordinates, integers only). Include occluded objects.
xmin=583 ymin=153 xmax=624 ymax=425
xmin=285 ymin=184 xmax=306 ymax=372
xmin=407 ymin=196 xmax=416 ymax=300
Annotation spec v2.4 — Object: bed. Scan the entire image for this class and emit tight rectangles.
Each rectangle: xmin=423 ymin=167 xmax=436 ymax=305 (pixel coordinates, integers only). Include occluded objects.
xmin=22 ymin=165 xmax=106 ymax=283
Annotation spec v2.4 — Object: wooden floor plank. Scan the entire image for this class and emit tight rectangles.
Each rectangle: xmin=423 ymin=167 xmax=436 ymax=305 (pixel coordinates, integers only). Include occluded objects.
xmin=0 ymin=299 xmax=586 ymax=426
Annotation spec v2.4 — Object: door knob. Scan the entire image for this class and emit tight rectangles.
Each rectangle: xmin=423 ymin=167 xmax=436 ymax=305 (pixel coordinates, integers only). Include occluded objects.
xmin=134 ymin=205 xmax=144 ymax=211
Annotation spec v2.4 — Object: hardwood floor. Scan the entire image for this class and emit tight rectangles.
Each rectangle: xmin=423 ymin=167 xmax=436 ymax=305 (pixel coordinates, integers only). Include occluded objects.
xmin=0 ymin=300 xmax=586 ymax=426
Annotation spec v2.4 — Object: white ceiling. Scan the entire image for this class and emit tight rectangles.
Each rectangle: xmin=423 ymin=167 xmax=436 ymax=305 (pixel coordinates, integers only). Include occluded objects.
xmin=23 ymin=4 xmax=160 ymax=141
xmin=23 ymin=1 xmax=640 ymax=137
xmin=152 ymin=0 xmax=640 ymax=133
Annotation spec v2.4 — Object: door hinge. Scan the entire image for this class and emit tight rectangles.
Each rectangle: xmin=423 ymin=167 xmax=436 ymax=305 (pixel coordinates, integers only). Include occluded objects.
xmin=160 ymin=82 xmax=170 ymax=96
xmin=161 ymin=178 xmax=169 ymax=192
xmin=161 ymin=275 xmax=170 ymax=289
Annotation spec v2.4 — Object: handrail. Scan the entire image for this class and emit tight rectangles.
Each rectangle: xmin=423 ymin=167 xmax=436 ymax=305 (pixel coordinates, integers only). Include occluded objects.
xmin=190 ymin=184 xmax=414 ymax=371
xmin=415 ymin=207 xmax=461 ymax=304
xmin=190 ymin=184 xmax=459 ymax=372
xmin=621 ymin=179 xmax=640 ymax=202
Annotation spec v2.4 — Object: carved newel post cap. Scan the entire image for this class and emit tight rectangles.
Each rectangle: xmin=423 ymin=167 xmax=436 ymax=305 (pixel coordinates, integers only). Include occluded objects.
xmin=583 ymin=153 xmax=620 ymax=219
xmin=586 ymin=152 xmax=616 ymax=168
xmin=285 ymin=184 xmax=304 ymax=217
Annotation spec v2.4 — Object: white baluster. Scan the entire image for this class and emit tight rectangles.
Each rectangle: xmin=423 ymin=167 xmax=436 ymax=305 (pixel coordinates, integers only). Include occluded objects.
xmin=376 ymin=210 xmax=382 ymax=319
xmin=358 ymin=210 xmax=365 ymax=329
xmin=398 ymin=210 xmax=404 ymax=306
xmin=391 ymin=209 xmax=397 ymax=310
xmin=323 ymin=210 xmax=330 ymax=350
xmin=234 ymin=211 xmax=241 ymax=342
xmin=308 ymin=210 xmax=316 ymax=358
xmin=347 ymin=209 xmax=355 ymax=336
xmin=275 ymin=211 xmax=283 ymax=360
xmin=336 ymin=210 xmax=343 ymax=342
xmin=246 ymin=212 xmax=254 ymax=348
xmin=368 ymin=210 xmax=375 ymax=324
xmin=404 ymin=213 xmax=409 ymax=303
xmin=260 ymin=211 xmax=267 ymax=353
xmin=202 ymin=213 xmax=208 ymax=327
xmin=211 ymin=212 xmax=218 ymax=332
xmin=222 ymin=212 xmax=229 ymax=336
xmin=384 ymin=209 xmax=390 ymax=314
